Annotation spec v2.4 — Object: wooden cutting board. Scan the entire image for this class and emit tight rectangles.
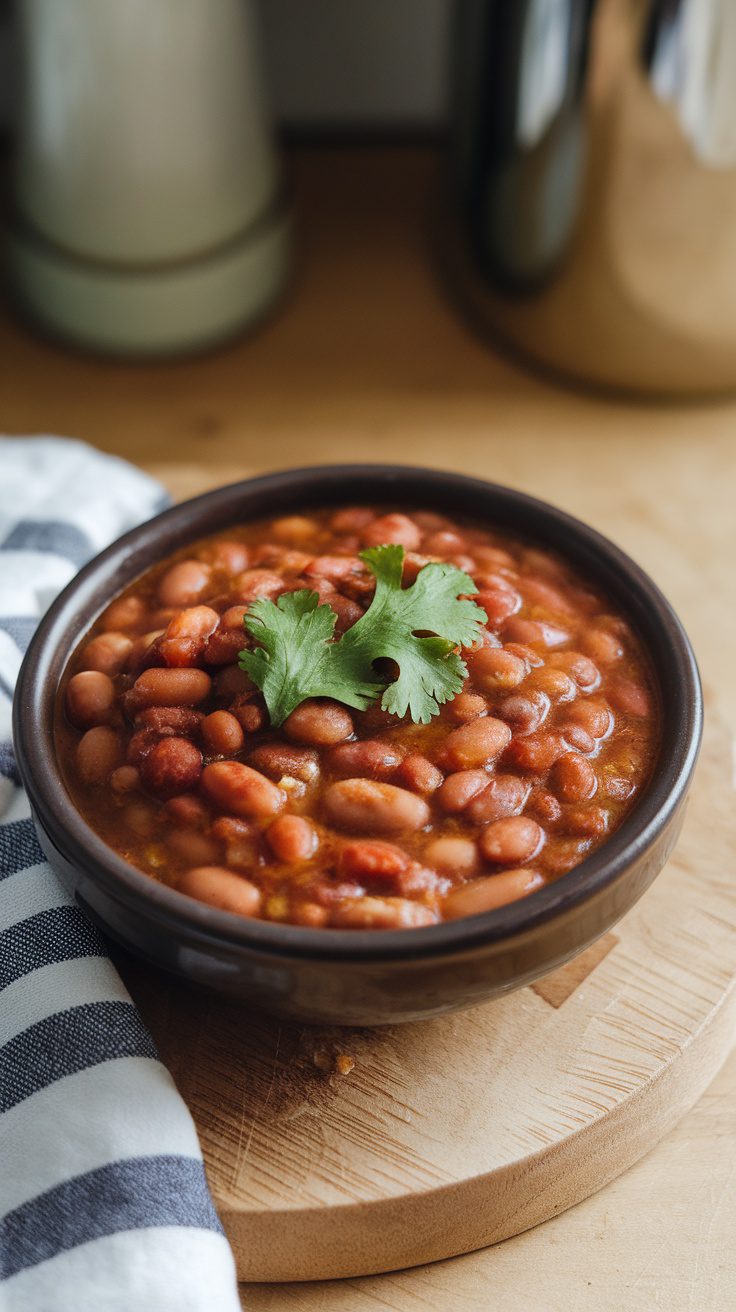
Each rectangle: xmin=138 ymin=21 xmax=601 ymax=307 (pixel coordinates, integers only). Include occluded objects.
xmin=120 ymin=715 xmax=736 ymax=1283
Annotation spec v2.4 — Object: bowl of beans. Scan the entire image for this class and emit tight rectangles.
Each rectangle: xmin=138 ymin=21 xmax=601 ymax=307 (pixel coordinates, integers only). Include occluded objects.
xmin=14 ymin=465 xmax=702 ymax=1024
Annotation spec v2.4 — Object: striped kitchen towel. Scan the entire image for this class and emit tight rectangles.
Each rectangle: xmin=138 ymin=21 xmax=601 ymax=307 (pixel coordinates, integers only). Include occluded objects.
xmin=0 ymin=438 xmax=241 ymax=1311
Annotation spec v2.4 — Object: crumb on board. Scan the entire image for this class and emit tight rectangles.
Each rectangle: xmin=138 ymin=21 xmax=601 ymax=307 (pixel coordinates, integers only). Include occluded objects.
xmin=312 ymin=1049 xmax=356 ymax=1076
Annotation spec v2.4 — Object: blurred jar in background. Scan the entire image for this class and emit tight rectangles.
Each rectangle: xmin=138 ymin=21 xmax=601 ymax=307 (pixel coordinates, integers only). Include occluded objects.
xmin=7 ymin=0 xmax=291 ymax=358
xmin=447 ymin=0 xmax=736 ymax=396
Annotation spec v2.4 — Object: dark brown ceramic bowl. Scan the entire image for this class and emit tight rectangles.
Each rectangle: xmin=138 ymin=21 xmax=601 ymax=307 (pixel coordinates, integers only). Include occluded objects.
xmin=13 ymin=466 xmax=702 ymax=1025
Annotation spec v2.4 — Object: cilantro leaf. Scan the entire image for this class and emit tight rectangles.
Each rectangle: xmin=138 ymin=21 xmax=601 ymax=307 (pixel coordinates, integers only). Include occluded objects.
xmin=239 ymin=590 xmax=384 ymax=726
xmin=239 ymin=544 xmax=487 ymax=726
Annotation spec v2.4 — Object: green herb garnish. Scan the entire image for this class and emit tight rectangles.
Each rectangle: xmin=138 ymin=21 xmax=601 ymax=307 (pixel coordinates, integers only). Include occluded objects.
xmin=239 ymin=544 xmax=487 ymax=726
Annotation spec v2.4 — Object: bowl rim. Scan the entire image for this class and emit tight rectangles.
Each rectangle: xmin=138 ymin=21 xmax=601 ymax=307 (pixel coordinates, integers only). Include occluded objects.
xmin=13 ymin=463 xmax=703 ymax=965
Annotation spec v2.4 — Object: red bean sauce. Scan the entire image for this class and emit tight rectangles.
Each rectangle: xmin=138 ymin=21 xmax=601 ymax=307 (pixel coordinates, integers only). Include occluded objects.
xmin=56 ymin=507 xmax=659 ymax=928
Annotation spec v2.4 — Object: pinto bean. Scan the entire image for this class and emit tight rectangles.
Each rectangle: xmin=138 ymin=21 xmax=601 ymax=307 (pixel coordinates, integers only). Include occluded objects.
xmin=504 ymin=732 xmax=566 ymax=773
xmin=160 ymin=606 xmax=219 ymax=667
xmin=200 ymin=540 xmax=250 ymax=574
xmin=201 ymin=710 xmax=245 ymax=756
xmin=234 ymin=568 xmax=284 ymax=601
xmin=248 ymin=743 xmax=319 ymax=783
xmin=474 ymin=587 xmax=521 ymax=625
xmin=497 ymin=691 xmax=550 ymax=736
xmin=443 ymin=869 xmax=544 ymax=919
xmin=110 ymin=764 xmax=140 ymax=792
xmin=563 ymin=698 xmax=613 ymax=739
xmin=324 ymin=779 xmax=430 ymax=833
xmin=100 ymin=595 xmax=146 ymax=632
xmin=549 ymin=753 xmax=598 ymax=802
xmin=441 ymin=717 xmax=511 ymax=770
xmin=135 ymin=706 xmax=202 ymax=737
xmin=608 ymin=678 xmax=652 ymax=718
xmin=465 ymin=774 xmax=531 ymax=824
xmin=503 ymin=617 xmax=570 ymax=647
xmin=561 ymin=805 xmax=609 ymax=837
xmin=581 ymin=629 xmax=624 ymax=664
xmin=165 ymin=794 xmax=209 ymax=828
xmin=396 ymin=754 xmax=443 ymax=794
xmin=232 ymin=697 xmax=268 ymax=733
xmin=480 ymin=816 xmax=543 ymax=864
xmin=329 ymin=593 xmax=363 ymax=633
xmin=66 ymin=671 xmax=116 ymax=728
xmin=328 ymin=739 xmax=404 ymax=779
xmin=524 ymin=667 xmax=577 ymax=702
xmin=447 ymin=692 xmax=488 ymax=723
xmin=284 ymin=699 xmax=354 ymax=746
xmin=339 ymin=840 xmax=409 ymax=881
xmin=79 ymin=632 xmax=133 ymax=676
xmin=520 ymin=577 xmax=575 ymax=614
xmin=202 ymin=761 xmax=285 ymax=820
xmin=330 ymin=507 xmax=375 ymax=533
xmin=424 ymin=836 xmax=478 ymax=877
xmin=158 ymin=560 xmax=213 ymax=608
xmin=469 ymin=646 xmax=527 ymax=692
xmin=214 ymin=664 xmax=254 ymax=700
xmin=269 ymin=515 xmax=319 ymax=543
xmin=560 ymin=724 xmax=596 ymax=755
xmin=423 ymin=530 xmax=467 ymax=557
xmin=437 ymin=769 xmax=490 ymax=812
xmin=525 ymin=788 xmax=562 ymax=825
xmin=76 ymin=727 xmax=123 ymax=784
xmin=330 ymin=897 xmax=436 ymax=929
xmin=549 ymin=651 xmax=600 ymax=692
xmin=361 ymin=513 xmax=421 ymax=551
xmin=267 ymin=815 xmax=318 ymax=863
xmin=140 ymin=737 xmax=203 ymax=798
xmin=132 ymin=667 xmax=211 ymax=708
xmin=178 ymin=866 xmax=262 ymax=917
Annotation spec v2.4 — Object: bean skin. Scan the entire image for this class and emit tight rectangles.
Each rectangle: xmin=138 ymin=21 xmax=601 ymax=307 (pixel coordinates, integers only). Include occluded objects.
xmin=284 ymin=699 xmax=354 ymax=746
xmin=550 ymin=651 xmax=600 ymax=692
xmin=201 ymin=710 xmax=245 ymax=756
xmin=160 ymin=606 xmax=219 ymax=667
xmin=396 ymin=754 xmax=443 ymax=794
xmin=158 ymin=560 xmax=213 ymax=608
xmin=267 ymin=815 xmax=318 ymax=863
xmin=66 ymin=671 xmax=116 ymax=728
xmin=132 ymin=667 xmax=211 ymax=708
xmin=549 ymin=753 xmax=598 ymax=802
xmin=465 ymin=774 xmax=531 ymax=824
xmin=331 ymin=896 xmax=436 ymax=929
xmin=100 ymin=595 xmax=146 ymax=632
xmin=581 ymin=629 xmax=624 ymax=664
xmin=271 ymin=515 xmax=319 ymax=543
xmin=339 ymin=840 xmax=409 ymax=880
xmin=437 ymin=769 xmax=490 ymax=813
xmin=248 ymin=743 xmax=319 ymax=782
xmin=608 ymin=678 xmax=652 ymax=718
xmin=110 ymin=764 xmax=140 ymax=793
xmin=474 ymin=587 xmax=521 ymax=625
xmin=424 ymin=836 xmax=478 ymax=877
xmin=504 ymin=617 xmax=570 ymax=647
xmin=324 ymin=779 xmax=430 ymax=833
xmin=76 ymin=727 xmax=123 ymax=784
xmin=178 ymin=866 xmax=262 ymax=917
xmin=140 ymin=737 xmax=203 ymax=798
xmin=328 ymin=739 xmax=404 ymax=779
xmin=330 ymin=507 xmax=375 ymax=533
xmin=443 ymin=869 xmax=544 ymax=919
xmin=441 ymin=717 xmax=512 ymax=770
xmin=497 ymin=691 xmax=550 ymax=736
xmin=361 ymin=513 xmax=421 ymax=551
xmin=469 ymin=646 xmax=526 ymax=692
xmin=480 ymin=816 xmax=544 ymax=864
xmin=524 ymin=667 xmax=577 ymax=703
xmin=563 ymin=698 xmax=613 ymax=739
xmin=504 ymin=732 xmax=566 ymax=773
xmin=79 ymin=632 xmax=132 ymax=676
xmin=447 ymin=692 xmax=488 ymax=723
xmin=202 ymin=761 xmax=285 ymax=820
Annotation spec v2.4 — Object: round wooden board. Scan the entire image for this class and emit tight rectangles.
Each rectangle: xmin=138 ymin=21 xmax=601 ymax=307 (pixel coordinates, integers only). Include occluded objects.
xmin=121 ymin=718 xmax=736 ymax=1283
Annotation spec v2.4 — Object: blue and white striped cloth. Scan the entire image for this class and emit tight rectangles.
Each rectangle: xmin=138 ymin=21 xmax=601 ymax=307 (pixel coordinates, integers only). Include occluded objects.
xmin=0 ymin=438 xmax=240 ymax=1310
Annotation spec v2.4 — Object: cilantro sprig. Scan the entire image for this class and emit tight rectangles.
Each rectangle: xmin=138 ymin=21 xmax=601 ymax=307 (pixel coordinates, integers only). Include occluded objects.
xmin=238 ymin=544 xmax=487 ymax=726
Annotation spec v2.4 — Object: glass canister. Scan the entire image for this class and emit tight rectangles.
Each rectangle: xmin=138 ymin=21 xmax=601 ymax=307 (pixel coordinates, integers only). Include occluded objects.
xmin=446 ymin=0 xmax=736 ymax=396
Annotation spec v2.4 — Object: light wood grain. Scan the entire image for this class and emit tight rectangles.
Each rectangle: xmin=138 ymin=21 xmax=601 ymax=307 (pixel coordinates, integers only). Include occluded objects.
xmin=4 ymin=144 xmax=736 ymax=1309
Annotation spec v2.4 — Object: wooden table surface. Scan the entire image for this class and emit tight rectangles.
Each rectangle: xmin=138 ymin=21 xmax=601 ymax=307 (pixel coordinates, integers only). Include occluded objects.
xmin=3 ymin=146 xmax=735 ymax=1310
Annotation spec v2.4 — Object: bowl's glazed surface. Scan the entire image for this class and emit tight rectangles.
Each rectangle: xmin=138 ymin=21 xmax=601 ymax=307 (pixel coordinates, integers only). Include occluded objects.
xmin=13 ymin=466 xmax=702 ymax=1024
